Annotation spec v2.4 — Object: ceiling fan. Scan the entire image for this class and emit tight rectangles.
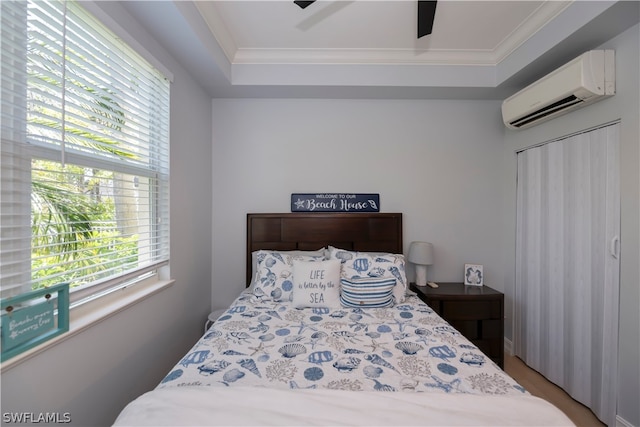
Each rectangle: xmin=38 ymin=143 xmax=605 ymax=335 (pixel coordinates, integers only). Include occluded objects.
xmin=294 ymin=1 xmax=438 ymax=38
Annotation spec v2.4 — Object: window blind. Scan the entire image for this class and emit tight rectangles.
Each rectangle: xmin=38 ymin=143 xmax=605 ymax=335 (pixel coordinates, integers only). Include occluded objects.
xmin=1 ymin=0 xmax=170 ymax=302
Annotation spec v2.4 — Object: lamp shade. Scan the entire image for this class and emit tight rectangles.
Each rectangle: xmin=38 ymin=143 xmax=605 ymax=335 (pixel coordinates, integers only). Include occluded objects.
xmin=408 ymin=241 xmax=434 ymax=265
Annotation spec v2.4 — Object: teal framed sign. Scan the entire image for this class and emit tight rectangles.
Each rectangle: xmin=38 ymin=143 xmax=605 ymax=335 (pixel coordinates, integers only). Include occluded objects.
xmin=1 ymin=283 xmax=69 ymax=362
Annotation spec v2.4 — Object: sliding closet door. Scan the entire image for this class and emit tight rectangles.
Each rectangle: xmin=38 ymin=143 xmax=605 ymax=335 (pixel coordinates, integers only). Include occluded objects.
xmin=514 ymin=123 xmax=620 ymax=426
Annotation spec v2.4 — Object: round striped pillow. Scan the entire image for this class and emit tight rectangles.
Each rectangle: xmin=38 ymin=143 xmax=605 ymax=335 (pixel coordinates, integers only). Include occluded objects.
xmin=340 ymin=277 xmax=396 ymax=308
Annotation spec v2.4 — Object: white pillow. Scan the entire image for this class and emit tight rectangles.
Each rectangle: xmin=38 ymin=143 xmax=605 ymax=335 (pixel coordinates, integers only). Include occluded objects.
xmin=328 ymin=246 xmax=407 ymax=304
xmin=253 ymin=250 xmax=325 ymax=301
xmin=292 ymin=259 xmax=341 ymax=309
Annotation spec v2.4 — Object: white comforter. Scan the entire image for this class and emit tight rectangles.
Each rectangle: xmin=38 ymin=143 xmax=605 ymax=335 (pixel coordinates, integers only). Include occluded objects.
xmin=114 ymin=290 xmax=575 ymax=426
xmin=113 ymin=386 xmax=574 ymax=426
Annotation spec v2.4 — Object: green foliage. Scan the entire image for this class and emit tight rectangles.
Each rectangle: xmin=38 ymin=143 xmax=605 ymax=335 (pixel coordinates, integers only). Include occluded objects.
xmin=30 ymin=162 xmax=140 ymax=291
xmin=27 ymin=13 xmax=143 ymax=291
xmin=32 ymin=231 xmax=139 ymax=290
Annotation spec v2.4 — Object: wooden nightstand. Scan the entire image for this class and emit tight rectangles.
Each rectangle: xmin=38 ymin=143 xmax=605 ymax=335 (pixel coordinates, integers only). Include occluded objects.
xmin=410 ymin=282 xmax=504 ymax=369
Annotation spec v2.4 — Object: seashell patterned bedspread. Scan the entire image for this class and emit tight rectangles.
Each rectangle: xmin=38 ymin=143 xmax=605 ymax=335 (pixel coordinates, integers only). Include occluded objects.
xmin=157 ymin=291 xmax=527 ymax=396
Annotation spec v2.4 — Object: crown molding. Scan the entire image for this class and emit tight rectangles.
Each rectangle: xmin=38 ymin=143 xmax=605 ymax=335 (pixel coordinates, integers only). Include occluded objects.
xmin=492 ymin=1 xmax=572 ymax=63
xmin=193 ymin=1 xmax=237 ymax=64
xmin=233 ymin=48 xmax=496 ymax=65
xmin=195 ymin=1 xmax=571 ymax=67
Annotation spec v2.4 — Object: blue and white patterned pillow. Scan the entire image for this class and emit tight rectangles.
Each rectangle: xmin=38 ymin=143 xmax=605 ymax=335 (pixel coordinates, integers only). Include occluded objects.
xmin=253 ymin=250 xmax=325 ymax=302
xmin=249 ymin=248 xmax=325 ymax=288
xmin=328 ymin=246 xmax=408 ymax=304
xmin=340 ymin=276 xmax=396 ymax=308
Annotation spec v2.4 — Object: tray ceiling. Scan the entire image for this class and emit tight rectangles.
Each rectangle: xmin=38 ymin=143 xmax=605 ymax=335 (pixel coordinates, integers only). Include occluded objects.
xmin=119 ymin=1 xmax=640 ymax=99
xmin=196 ymin=1 xmax=568 ymax=65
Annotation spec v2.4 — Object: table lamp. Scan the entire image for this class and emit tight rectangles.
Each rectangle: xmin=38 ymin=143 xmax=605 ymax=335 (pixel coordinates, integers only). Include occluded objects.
xmin=408 ymin=241 xmax=434 ymax=286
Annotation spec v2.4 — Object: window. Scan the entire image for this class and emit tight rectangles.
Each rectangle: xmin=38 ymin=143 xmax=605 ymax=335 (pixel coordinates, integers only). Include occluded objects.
xmin=1 ymin=1 xmax=170 ymax=305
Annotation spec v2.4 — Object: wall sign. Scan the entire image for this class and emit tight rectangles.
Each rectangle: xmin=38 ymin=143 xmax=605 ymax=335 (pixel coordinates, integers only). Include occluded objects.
xmin=291 ymin=193 xmax=380 ymax=212
xmin=1 ymin=282 xmax=69 ymax=362
xmin=3 ymin=302 xmax=54 ymax=347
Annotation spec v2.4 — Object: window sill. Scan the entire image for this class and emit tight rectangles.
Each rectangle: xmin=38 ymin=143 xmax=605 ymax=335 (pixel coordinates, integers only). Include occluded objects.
xmin=1 ymin=278 xmax=175 ymax=372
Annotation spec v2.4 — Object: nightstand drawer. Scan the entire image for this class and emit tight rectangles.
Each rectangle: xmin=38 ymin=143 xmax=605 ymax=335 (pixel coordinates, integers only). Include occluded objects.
xmin=442 ymin=300 xmax=501 ymax=320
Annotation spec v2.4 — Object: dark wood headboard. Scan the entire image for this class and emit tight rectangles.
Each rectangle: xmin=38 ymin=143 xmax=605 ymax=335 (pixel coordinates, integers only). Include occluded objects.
xmin=246 ymin=213 xmax=403 ymax=285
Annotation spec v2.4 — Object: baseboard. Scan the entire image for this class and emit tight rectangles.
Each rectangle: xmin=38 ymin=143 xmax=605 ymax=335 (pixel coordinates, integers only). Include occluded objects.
xmin=504 ymin=337 xmax=513 ymax=356
xmin=616 ymin=415 xmax=635 ymax=427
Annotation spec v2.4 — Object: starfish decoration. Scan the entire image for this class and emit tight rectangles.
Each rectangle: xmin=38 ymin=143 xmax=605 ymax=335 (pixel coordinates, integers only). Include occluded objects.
xmin=294 ymin=198 xmax=306 ymax=210
xmin=363 ymin=338 xmax=390 ymax=353
xmin=424 ymin=375 xmax=462 ymax=393
xmin=295 ymin=320 xmax=318 ymax=335
xmin=248 ymin=341 xmax=274 ymax=357
xmin=391 ymin=317 xmax=418 ymax=332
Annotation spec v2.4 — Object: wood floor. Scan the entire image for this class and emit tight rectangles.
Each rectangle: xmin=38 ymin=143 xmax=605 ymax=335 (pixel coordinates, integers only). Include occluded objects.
xmin=504 ymin=353 xmax=605 ymax=427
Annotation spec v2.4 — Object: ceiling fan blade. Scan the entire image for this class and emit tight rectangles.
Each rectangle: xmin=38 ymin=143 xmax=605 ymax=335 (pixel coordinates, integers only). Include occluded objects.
xmin=294 ymin=1 xmax=316 ymax=9
xmin=417 ymin=1 xmax=437 ymax=38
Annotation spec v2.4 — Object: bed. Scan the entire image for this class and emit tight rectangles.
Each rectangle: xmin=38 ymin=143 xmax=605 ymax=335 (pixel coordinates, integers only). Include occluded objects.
xmin=114 ymin=213 xmax=573 ymax=426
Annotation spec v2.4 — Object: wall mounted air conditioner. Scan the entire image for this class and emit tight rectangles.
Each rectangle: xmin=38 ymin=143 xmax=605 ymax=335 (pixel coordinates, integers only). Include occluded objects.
xmin=502 ymin=50 xmax=615 ymax=130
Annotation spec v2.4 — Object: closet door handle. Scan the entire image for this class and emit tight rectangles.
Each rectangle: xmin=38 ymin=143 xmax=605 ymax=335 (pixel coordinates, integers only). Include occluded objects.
xmin=610 ymin=235 xmax=620 ymax=259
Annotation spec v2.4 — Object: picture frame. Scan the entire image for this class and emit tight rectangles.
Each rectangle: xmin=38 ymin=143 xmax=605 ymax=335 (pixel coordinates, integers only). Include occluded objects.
xmin=464 ymin=264 xmax=483 ymax=286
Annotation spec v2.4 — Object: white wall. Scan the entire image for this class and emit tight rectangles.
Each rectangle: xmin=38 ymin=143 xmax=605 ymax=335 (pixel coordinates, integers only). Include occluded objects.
xmin=211 ymin=25 xmax=640 ymax=425
xmin=211 ymin=98 xmax=507 ymax=305
xmin=502 ymin=24 xmax=640 ymax=427
xmin=0 ymin=3 xmax=213 ymax=426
